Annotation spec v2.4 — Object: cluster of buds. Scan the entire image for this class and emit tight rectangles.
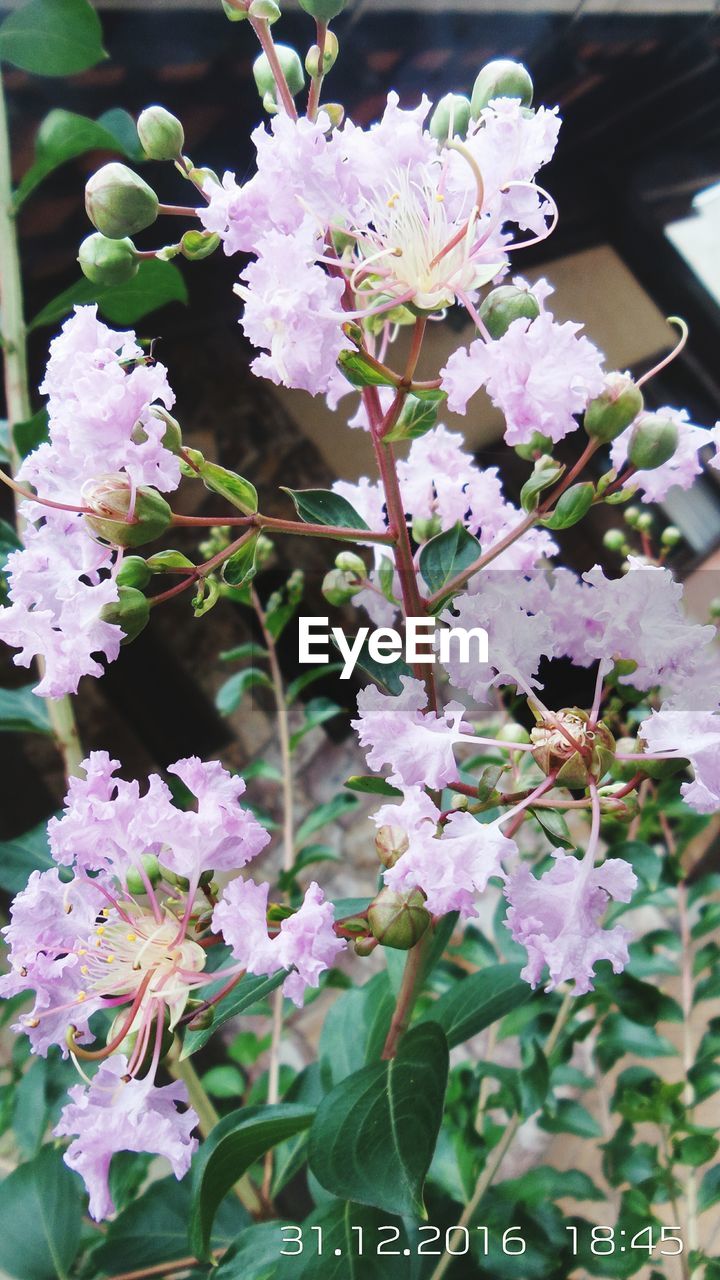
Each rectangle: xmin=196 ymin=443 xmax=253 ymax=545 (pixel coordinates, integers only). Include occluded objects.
xmin=429 ymin=57 xmax=533 ymax=142
xmin=530 ymin=707 xmax=616 ymax=790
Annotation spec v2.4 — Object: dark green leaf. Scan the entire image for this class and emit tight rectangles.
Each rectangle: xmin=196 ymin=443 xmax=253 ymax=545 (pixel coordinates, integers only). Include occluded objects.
xmin=215 ymin=668 xmax=273 ymax=715
xmin=530 ymin=806 xmax=573 ymax=848
xmin=539 ymin=1098 xmax=602 ymax=1138
xmin=281 ymin=487 xmax=369 ymax=530
xmin=0 ymin=0 xmax=106 ymax=76
xmin=181 ymin=970 xmax=288 ymax=1058
xmin=146 ymin=550 xmax=195 ymax=572
xmin=0 ymin=820 xmax=54 ymax=893
xmin=220 ymin=642 xmax=269 ymax=663
xmin=334 ymin=634 xmax=411 ymax=694
xmin=289 ymin=696 xmax=343 ymax=751
xmin=286 ymin=662 xmax=342 ymax=704
xmin=520 ymin=1041 xmax=550 ymax=1115
xmin=13 ymin=408 xmax=49 ymax=458
xmin=296 ymin=793 xmax=358 ymax=844
xmin=384 ymin=390 xmax=447 ymax=442
xmin=275 ymin=1202 xmax=414 ymax=1280
xmin=0 ymin=684 xmax=52 ymax=735
xmin=699 ymin=1165 xmax=720 ymax=1213
xmin=597 ymin=1013 xmax=677 ymax=1070
xmin=0 ymin=516 xmax=22 ymax=606
xmin=540 ymin=482 xmax=594 ymax=530
xmin=418 ymin=522 xmax=481 ymax=598
xmin=189 ymin=1104 xmax=315 ymax=1259
xmin=222 ymin=535 xmax=260 ymax=589
xmin=344 ymin=774 xmax=402 ymax=797
xmin=214 ymin=1221 xmax=290 ymax=1279
xmin=29 ymin=260 xmax=187 ymax=331
xmin=675 ymin=1134 xmax=718 ymax=1168
xmin=0 ymin=1144 xmax=82 ymax=1280
xmin=520 ymin=459 xmax=565 ymax=513
xmin=308 ymin=1021 xmax=449 ymax=1217
xmin=15 ymin=108 xmax=137 ymax=207
xmin=319 ymin=972 xmax=395 ymax=1087
xmin=420 ymin=963 xmax=531 ymax=1049
xmin=279 ymin=844 xmax=339 ymax=892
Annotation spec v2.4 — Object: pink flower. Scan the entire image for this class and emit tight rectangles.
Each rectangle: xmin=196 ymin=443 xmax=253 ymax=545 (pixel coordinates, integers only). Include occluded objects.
xmin=212 ymin=879 xmax=344 ymax=1007
xmin=440 ymin=576 xmax=556 ymax=704
xmin=352 ymin=676 xmax=472 ymax=789
xmin=639 ymin=707 xmax=720 ymax=813
xmin=383 ymin=808 xmax=516 ymax=918
xmin=441 ymin=309 xmax=604 ymax=444
xmin=610 ymin=408 xmax=710 ymax=502
xmin=505 ymin=850 xmax=637 ymax=993
xmin=55 ymin=1057 xmax=198 ymax=1220
xmin=459 ymin=99 xmax=561 ymax=235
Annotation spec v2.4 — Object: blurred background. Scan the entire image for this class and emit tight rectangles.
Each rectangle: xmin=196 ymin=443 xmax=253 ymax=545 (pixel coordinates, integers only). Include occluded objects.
xmin=1 ymin=0 xmax=720 ymax=836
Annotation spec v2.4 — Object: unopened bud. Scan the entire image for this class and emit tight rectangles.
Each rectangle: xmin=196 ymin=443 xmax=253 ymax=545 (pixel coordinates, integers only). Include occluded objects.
xmin=222 ymin=0 xmax=248 ymax=19
xmin=187 ymin=1005 xmax=215 ymax=1031
xmin=125 ymin=853 xmax=162 ymax=896
xmin=497 ymin=722 xmax=531 ymax=745
xmin=180 ymin=229 xmax=221 ymax=260
xmin=249 ymin=0 xmax=281 ymax=19
xmin=78 ymin=232 xmax=138 ymax=285
xmin=85 ymin=163 xmax=159 ymax=239
xmin=603 ymin=528 xmax=626 ymax=554
xmin=375 ymin=824 xmax=409 ymax=869
xmin=137 ymin=106 xmax=185 ymax=161
xmin=335 ymin=550 xmax=366 ymax=578
xmin=368 ymin=887 xmax=431 ymax=950
xmin=584 ymin=373 xmax=643 ymax=443
xmin=84 ymin=475 xmax=172 ymax=548
xmin=709 ymin=598 xmax=720 ymax=619
xmin=429 ymin=93 xmax=472 ymax=142
xmin=531 ymin=708 xmax=615 ymax=790
xmin=305 ymin=29 xmax=338 ymax=78
xmin=321 ymin=102 xmax=345 ymax=129
xmin=661 ymin=525 xmax=682 ymax=549
xmin=412 ymin=513 xmax=442 ymax=544
xmin=514 ymin=431 xmax=554 ymax=462
xmin=322 ymin=567 xmax=361 ymax=605
xmin=299 ymin=0 xmax=347 ymax=19
xmin=623 ymin=505 xmax=641 ymax=529
xmin=480 ymin=285 xmax=540 ymax=339
xmin=150 ymin=406 xmax=183 ymax=455
xmin=627 ymin=414 xmax=679 ymax=471
xmin=262 ymin=91 xmax=279 ymax=116
xmin=116 ymin=555 xmax=152 ymax=590
xmin=253 ymin=45 xmax=304 ymax=100
xmin=635 ymin=512 xmax=653 ymax=534
xmin=354 ymin=935 xmax=379 ymax=957
xmin=450 ymin=793 xmax=469 ymax=810
xmin=598 ymin=783 xmax=638 ymax=821
xmin=100 ymin=586 xmax=150 ymax=644
xmin=471 ymin=59 xmax=533 ymax=117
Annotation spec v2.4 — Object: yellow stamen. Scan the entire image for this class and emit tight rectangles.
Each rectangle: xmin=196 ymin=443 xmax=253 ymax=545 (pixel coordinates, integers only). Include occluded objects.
xmin=76 ymin=991 xmax=87 ymax=1002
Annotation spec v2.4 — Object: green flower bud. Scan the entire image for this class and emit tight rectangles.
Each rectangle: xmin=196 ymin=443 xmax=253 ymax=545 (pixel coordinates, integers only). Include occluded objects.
xmin=322 ymin=567 xmax=361 ymax=605
xmin=354 ymin=935 xmax=379 ymax=957
xmin=78 ymin=232 xmax=139 ymax=286
xmin=479 ymin=285 xmax=540 ymax=339
xmin=125 ymin=853 xmax=162 ymax=895
xmin=497 ymin=722 xmax=531 ymax=745
xmin=471 ymin=59 xmax=533 ymax=118
xmin=335 ymin=550 xmax=366 ymax=578
xmin=249 ymin=0 xmax=281 ymax=19
xmin=627 ymin=414 xmax=679 ymax=471
xmin=603 ymin=528 xmax=626 ymax=554
xmin=116 ymin=555 xmax=152 ymax=590
xmin=321 ymin=102 xmax=345 ymax=129
xmin=374 ymin=824 xmax=409 ymax=870
xmin=514 ymin=430 xmax=554 ymax=462
xmin=584 ymin=373 xmax=643 ymax=443
xmin=531 ymin=708 xmax=615 ymax=790
xmin=299 ymin=0 xmax=347 ymax=20
xmin=85 ymin=163 xmax=159 ymax=240
xmin=661 ymin=525 xmax=682 ymax=549
xmin=137 ymin=105 xmax=185 ymax=161
xmin=180 ymin=229 xmax=221 ymax=260
xmin=222 ymin=0 xmax=248 ymax=19
xmin=84 ymin=476 xmax=173 ymax=548
xmin=186 ymin=1005 xmax=215 ymax=1031
xmin=100 ymin=586 xmax=150 ymax=644
xmin=151 ymin=406 xmax=183 ymax=455
xmin=412 ymin=513 xmax=443 ymax=544
xmin=623 ymin=505 xmax=641 ymax=529
xmin=709 ymin=598 xmax=720 ymax=620
xmin=262 ymin=91 xmax=279 ymax=116
xmin=305 ymin=29 xmax=338 ymax=77
xmin=429 ymin=93 xmax=472 ymax=143
xmin=635 ymin=512 xmax=653 ymax=534
xmin=368 ymin=887 xmax=431 ymax=950
xmin=253 ymin=45 xmax=304 ymax=100
xmin=597 ymin=783 xmax=638 ymax=821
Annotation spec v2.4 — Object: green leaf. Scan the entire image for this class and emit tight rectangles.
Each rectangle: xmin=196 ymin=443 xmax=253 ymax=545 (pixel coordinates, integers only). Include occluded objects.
xmin=0 ymin=820 xmax=54 ymax=893
xmin=281 ymin=487 xmax=369 ymax=530
xmin=181 ymin=970 xmax=288 ymax=1058
xmin=520 ymin=1041 xmax=550 ymax=1115
xmin=539 ymin=1098 xmax=602 ymax=1138
xmin=0 ymin=0 xmax=106 ymax=76
xmin=308 ymin=1021 xmax=449 ymax=1217
xmin=13 ymin=408 xmax=49 ymax=458
xmin=333 ymin=634 xmax=411 ymax=695
xmin=202 ymin=1065 xmax=245 ymax=1099
xmin=0 ymin=516 xmax=22 ymax=606
xmin=384 ymin=390 xmax=447 ymax=442
xmin=289 ymin=695 xmax=343 ymax=751
xmin=699 ymin=1164 xmax=720 ymax=1213
xmin=344 ymin=774 xmax=402 ymax=797
xmin=90 ymin=1176 xmax=247 ymax=1273
xmin=337 ymin=349 xmax=398 ymax=388
xmin=189 ymin=1104 xmax=315 ymax=1259
xmin=222 ymin=534 xmax=260 ymax=589
xmin=278 ymin=843 xmax=339 ymax=892
xmin=319 ymin=972 xmax=395 ymax=1087
xmin=676 ymin=1134 xmax=718 ymax=1168
xmin=220 ymin=642 xmax=269 ymax=663
xmin=286 ymin=662 xmax=342 ymax=704
xmin=215 ymin=668 xmax=273 ymax=716
xmin=530 ymin=806 xmax=573 ymax=848
xmin=15 ymin=108 xmax=138 ymax=208
xmin=198 ymin=462 xmax=258 ymax=515
xmin=540 ymin=482 xmax=595 ymax=530
xmin=597 ymin=1013 xmax=677 ymax=1070
xmin=275 ymin=1202 xmax=414 ymax=1280
xmin=0 ymin=684 xmax=52 ymax=735
xmin=0 ymin=420 xmax=11 ymax=463
xmin=0 ymin=1144 xmax=82 ymax=1280
xmin=418 ymin=521 xmax=481 ymax=598
xmin=296 ymin=792 xmax=358 ymax=844
xmin=146 ymin=549 xmax=195 ymax=572
xmin=29 ymin=259 xmax=187 ymax=331
xmin=214 ymin=1221 xmax=291 ymax=1279
xmin=520 ymin=459 xmax=564 ymax=513
xmin=420 ymin=963 xmax=531 ymax=1049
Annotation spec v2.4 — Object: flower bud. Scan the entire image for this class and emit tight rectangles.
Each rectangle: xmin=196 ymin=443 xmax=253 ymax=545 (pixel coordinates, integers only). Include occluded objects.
xmin=249 ymin=0 xmax=281 ymax=19
xmin=471 ymin=59 xmax=533 ymax=117
xmin=450 ymin=792 xmax=469 ymax=811
xmin=321 ymin=102 xmax=345 ymax=129
xmin=116 ymin=555 xmax=152 ymax=590
xmin=531 ymin=708 xmax=616 ymax=790
xmin=661 ymin=525 xmax=682 ymax=549
xmin=151 ymin=406 xmax=183 ymax=454
xmin=375 ymin=824 xmax=409 ymax=869
xmin=623 ymin=505 xmax=641 ymax=528
xmin=78 ymin=232 xmax=139 ymax=286
xmin=299 ymin=0 xmax=347 ymax=19
xmin=584 ymin=373 xmax=643 ymax=443
xmin=85 ymin=163 xmax=159 ymax=240
xmin=137 ymin=106 xmax=185 ymax=161
xmin=253 ymin=45 xmax=305 ymax=100
xmin=429 ymin=93 xmax=472 ymax=143
xmin=262 ymin=91 xmax=279 ymax=116
xmin=598 ymin=783 xmax=638 ymax=821
xmin=100 ymin=586 xmax=150 ymax=644
xmin=479 ymin=285 xmax=540 ymax=339
xmin=603 ymin=528 xmax=626 ymax=554
xmin=305 ymin=29 xmax=338 ymax=78
xmin=497 ymin=722 xmax=531 ymax=745
xmin=368 ymin=887 xmax=431 ymax=950
xmin=222 ymin=0 xmax=248 ymax=19
xmin=412 ymin=514 xmax=442 ymax=544
xmin=186 ymin=1005 xmax=215 ymax=1031
xmin=322 ymin=567 xmax=361 ymax=605
xmin=354 ymin=935 xmax=379 ymax=957
xmin=125 ymin=853 xmax=162 ymax=896
xmin=335 ymin=550 xmax=366 ymax=578
xmin=180 ymin=229 xmax=221 ymax=260
xmin=627 ymin=414 xmax=679 ymax=471
xmin=84 ymin=475 xmax=173 ymax=548
xmin=514 ymin=431 xmax=554 ymax=462
xmin=635 ymin=511 xmax=653 ymax=534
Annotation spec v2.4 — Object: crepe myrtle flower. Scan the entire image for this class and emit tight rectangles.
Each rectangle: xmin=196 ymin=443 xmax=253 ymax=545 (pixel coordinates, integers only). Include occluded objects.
xmin=0 ymin=753 xmax=345 ymax=1218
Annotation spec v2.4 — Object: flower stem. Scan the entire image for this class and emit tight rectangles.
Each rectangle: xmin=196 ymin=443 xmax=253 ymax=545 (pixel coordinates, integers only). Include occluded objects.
xmin=0 ymin=69 xmax=83 ymax=778
xmin=380 ymin=928 xmax=433 ymax=1060
xmin=306 ymin=19 xmax=328 ymax=123
xmin=249 ymin=17 xmax=298 ymax=120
